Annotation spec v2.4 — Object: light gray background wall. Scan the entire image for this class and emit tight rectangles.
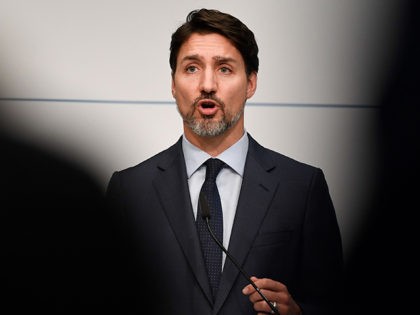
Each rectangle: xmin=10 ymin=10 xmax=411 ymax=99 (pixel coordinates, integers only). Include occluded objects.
xmin=0 ymin=0 xmax=404 ymax=260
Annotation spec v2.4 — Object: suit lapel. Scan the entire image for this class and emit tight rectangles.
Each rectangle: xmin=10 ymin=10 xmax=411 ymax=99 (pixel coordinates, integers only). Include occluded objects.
xmin=152 ymin=139 xmax=213 ymax=304
xmin=213 ymin=136 xmax=278 ymax=314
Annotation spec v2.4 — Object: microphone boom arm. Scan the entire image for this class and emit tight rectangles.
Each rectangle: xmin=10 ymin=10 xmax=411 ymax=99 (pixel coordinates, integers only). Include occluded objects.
xmin=199 ymin=193 xmax=280 ymax=315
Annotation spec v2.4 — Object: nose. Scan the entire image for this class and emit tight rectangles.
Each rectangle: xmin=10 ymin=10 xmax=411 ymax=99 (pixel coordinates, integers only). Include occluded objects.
xmin=199 ymin=68 xmax=217 ymax=94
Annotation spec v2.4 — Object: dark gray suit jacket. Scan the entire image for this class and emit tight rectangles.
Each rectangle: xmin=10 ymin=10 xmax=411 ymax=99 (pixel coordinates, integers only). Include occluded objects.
xmin=106 ymin=134 xmax=343 ymax=314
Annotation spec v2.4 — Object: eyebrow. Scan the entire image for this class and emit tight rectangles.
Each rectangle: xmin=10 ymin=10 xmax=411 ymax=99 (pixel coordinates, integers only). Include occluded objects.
xmin=213 ymin=56 xmax=237 ymax=64
xmin=180 ymin=54 xmax=238 ymax=64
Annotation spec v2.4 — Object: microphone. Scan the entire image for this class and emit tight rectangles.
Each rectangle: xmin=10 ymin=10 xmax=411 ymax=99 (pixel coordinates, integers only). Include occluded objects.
xmin=199 ymin=192 xmax=280 ymax=315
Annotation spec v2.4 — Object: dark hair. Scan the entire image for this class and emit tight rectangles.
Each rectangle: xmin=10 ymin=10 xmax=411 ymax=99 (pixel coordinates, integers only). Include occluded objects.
xmin=169 ymin=8 xmax=259 ymax=76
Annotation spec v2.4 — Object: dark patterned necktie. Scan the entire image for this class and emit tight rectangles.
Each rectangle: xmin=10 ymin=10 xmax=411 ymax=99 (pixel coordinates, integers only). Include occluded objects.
xmin=196 ymin=158 xmax=225 ymax=299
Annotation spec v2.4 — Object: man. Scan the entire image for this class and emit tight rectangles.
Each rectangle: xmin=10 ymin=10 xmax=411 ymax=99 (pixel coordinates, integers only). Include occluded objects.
xmin=106 ymin=8 xmax=343 ymax=314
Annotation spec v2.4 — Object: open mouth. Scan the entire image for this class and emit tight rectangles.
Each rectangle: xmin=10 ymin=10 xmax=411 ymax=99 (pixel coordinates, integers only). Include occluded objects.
xmin=197 ymin=99 xmax=219 ymax=116
xmin=201 ymin=102 xmax=216 ymax=109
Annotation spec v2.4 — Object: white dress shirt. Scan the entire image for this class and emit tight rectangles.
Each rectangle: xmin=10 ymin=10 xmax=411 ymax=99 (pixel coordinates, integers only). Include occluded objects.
xmin=182 ymin=132 xmax=248 ymax=268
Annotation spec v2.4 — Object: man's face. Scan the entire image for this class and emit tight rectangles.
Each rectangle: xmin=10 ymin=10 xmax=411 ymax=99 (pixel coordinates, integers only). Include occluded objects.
xmin=172 ymin=33 xmax=257 ymax=137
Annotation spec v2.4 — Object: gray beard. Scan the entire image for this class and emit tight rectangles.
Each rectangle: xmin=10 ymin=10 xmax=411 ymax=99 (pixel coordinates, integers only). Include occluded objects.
xmin=181 ymin=108 xmax=243 ymax=137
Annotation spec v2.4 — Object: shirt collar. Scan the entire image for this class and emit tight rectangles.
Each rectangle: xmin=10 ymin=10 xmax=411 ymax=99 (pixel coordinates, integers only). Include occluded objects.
xmin=182 ymin=131 xmax=249 ymax=178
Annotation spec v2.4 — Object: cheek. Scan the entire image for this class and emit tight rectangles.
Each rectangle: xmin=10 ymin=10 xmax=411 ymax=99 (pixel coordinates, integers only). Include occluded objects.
xmin=174 ymin=90 xmax=195 ymax=116
xmin=223 ymin=84 xmax=248 ymax=106
xmin=173 ymin=78 xmax=196 ymax=102
xmin=174 ymin=90 xmax=190 ymax=107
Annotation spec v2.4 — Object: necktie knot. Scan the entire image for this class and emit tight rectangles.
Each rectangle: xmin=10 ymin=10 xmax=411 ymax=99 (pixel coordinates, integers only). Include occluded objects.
xmin=204 ymin=158 xmax=225 ymax=182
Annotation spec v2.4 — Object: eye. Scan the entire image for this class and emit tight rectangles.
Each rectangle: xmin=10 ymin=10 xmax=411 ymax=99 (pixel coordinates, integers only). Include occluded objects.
xmin=219 ymin=66 xmax=232 ymax=74
xmin=186 ymin=65 xmax=198 ymax=73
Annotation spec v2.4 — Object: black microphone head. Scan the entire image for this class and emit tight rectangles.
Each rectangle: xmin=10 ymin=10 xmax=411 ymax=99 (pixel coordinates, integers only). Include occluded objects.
xmin=199 ymin=192 xmax=211 ymax=219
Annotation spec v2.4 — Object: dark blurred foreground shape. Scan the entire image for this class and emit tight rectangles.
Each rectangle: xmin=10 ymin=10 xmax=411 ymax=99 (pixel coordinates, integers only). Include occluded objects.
xmin=0 ymin=130 xmax=144 ymax=314
xmin=343 ymin=1 xmax=419 ymax=314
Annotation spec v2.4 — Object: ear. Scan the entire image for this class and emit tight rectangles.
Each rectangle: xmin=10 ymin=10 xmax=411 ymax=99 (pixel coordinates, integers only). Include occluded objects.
xmin=246 ymin=72 xmax=257 ymax=99
xmin=171 ymin=77 xmax=176 ymax=98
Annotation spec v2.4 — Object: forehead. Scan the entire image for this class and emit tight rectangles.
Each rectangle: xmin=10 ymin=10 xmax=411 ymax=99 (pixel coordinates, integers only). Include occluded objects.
xmin=178 ymin=33 xmax=243 ymax=62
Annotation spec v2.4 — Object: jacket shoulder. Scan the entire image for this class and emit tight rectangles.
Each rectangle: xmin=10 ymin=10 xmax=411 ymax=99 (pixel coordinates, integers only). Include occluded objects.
xmin=107 ymin=137 xmax=183 ymax=188
xmin=247 ymin=134 xmax=320 ymax=177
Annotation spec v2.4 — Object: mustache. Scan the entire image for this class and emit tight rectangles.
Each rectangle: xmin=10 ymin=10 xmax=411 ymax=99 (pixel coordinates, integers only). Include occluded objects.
xmin=193 ymin=93 xmax=225 ymax=108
